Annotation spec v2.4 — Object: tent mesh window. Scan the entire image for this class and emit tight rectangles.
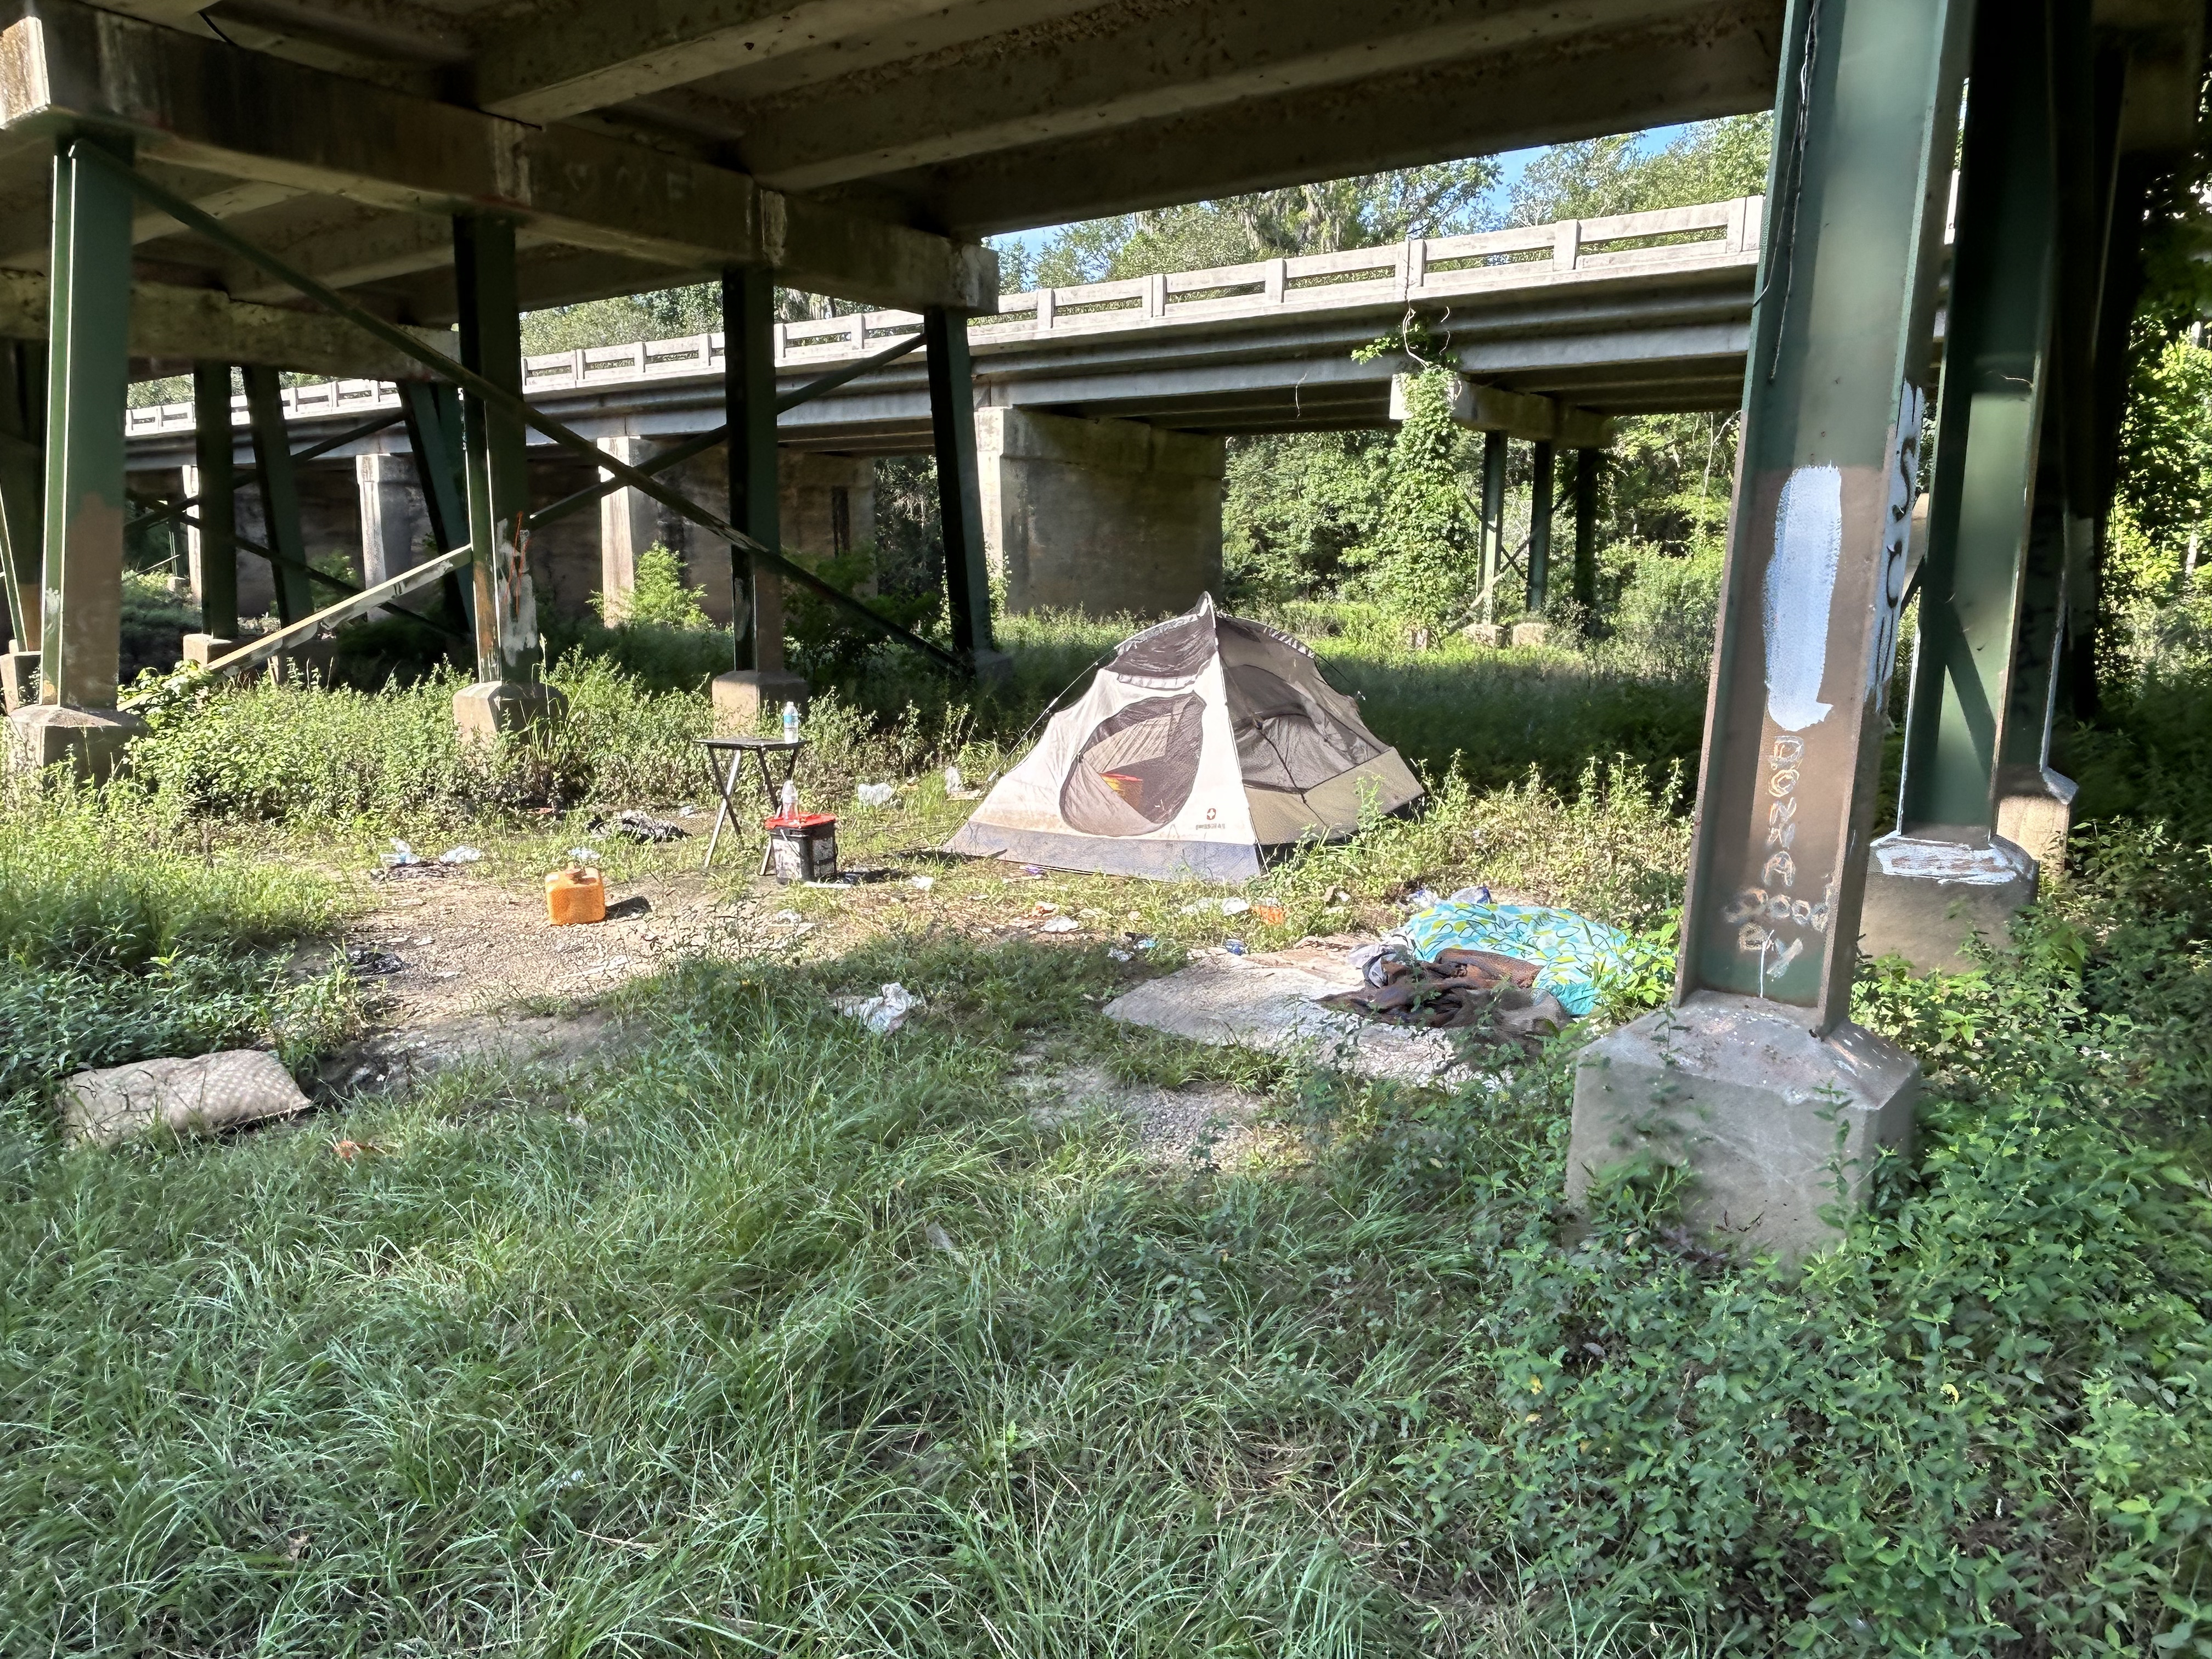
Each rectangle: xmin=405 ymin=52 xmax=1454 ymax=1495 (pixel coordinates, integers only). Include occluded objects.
xmin=1059 ymin=693 xmax=1207 ymax=836
xmin=1107 ymin=613 xmax=1219 ymax=684
xmin=1226 ymin=663 xmax=1381 ymax=792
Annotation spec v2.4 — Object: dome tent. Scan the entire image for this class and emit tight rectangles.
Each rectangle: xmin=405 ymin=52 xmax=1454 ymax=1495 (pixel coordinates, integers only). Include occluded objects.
xmin=947 ymin=595 xmax=1423 ymax=880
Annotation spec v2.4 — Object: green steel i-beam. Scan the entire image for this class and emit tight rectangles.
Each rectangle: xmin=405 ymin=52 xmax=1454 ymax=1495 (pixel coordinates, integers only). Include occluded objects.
xmin=453 ymin=216 xmax=537 ymax=683
xmin=241 ymin=365 xmax=314 ymax=627
xmin=190 ymin=363 xmax=238 ymax=640
xmin=0 ymin=343 xmax=44 ymax=652
xmin=1527 ymin=440 xmax=1555 ymax=613
xmin=1572 ymin=448 xmax=1600 ymax=610
xmin=722 ymin=266 xmax=781 ymax=673
xmin=1897 ymin=0 xmax=2058 ymax=837
xmin=925 ymin=306 xmax=995 ymax=662
xmin=40 ymin=134 xmax=135 ymax=709
xmin=399 ymin=381 xmax=471 ymax=632
xmin=1477 ymin=430 xmax=1506 ymax=625
xmin=1677 ymin=0 xmax=1971 ymax=1029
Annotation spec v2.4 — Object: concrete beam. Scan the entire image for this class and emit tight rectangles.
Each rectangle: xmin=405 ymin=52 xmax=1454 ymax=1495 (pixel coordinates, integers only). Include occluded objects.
xmin=735 ymin=0 xmax=1697 ymax=193
xmin=905 ymin=1 xmax=1777 ymax=236
xmin=0 ymin=267 xmax=453 ymax=377
xmin=471 ymin=0 xmax=1101 ymax=125
xmin=0 ymin=0 xmax=996 ymax=312
xmin=0 ymin=163 xmax=301 ymax=268
xmin=1390 ymin=374 xmax=1611 ymax=447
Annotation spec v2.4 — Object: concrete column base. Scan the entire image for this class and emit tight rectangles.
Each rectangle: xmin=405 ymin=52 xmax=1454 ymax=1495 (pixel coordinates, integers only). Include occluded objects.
xmin=712 ymin=669 xmax=810 ymax=735
xmin=1460 ymin=623 xmax=1505 ymax=648
xmin=1568 ymin=991 xmax=1918 ymax=1261
xmin=971 ymin=648 xmax=1014 ymax=687
xmin=1509 ymin=622 xmax=1552 ymax=648
xmin=1859 ymin=828 xmax=2036 ymax=973
xmin=454 ymin=680 xmax=569 ymax=744
xmin=6 ymin=703 xmax=146 ymax=781
xmin=1 ymin=647 xmax=37 ymax=712
xmin=182 ymin=634 xmax=236 ymax=669
xmin=1994 ymin=763 xmax=2077 ymax=879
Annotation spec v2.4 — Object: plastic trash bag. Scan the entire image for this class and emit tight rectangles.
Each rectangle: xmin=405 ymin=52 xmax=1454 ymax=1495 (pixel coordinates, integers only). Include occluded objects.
xmin=832 ymin=982 xmax=924 ymax=1034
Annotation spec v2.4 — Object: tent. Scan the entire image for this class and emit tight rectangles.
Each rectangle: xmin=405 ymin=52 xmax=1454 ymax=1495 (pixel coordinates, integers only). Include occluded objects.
xmin=947 ymin=595 xmax=1423 ymax=879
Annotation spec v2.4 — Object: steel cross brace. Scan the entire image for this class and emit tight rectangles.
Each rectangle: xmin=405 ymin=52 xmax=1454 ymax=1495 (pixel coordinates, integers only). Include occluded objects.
xmin=75 ymin=144 xmax=968 ymax=678
xmin=527 ymin=330 xmax=925 ymax=533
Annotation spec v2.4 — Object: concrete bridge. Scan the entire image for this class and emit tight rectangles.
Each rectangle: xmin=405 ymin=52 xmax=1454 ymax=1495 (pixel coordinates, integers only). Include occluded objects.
xmin=123 ymin=194 xmax=1765 ymax=622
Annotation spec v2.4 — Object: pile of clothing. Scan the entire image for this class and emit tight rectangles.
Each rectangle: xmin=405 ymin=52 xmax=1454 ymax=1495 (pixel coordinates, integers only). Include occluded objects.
xmin=1318 ymin=889 xmax=1640 ymax=1051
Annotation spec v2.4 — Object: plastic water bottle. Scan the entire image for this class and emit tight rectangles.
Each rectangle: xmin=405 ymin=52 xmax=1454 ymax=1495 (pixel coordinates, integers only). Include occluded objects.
xmin=781 ymin=701 xmax=801 ymax=744
xmin=779 ymin=779 xmax=799 ymax=819
xmin=944 ymin=765 xmax=964 ymax=794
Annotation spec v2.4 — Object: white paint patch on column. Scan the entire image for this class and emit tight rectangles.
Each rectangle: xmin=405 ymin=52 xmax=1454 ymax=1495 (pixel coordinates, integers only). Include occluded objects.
xmin=1763 ymin=464 xmax=1842 ymax=732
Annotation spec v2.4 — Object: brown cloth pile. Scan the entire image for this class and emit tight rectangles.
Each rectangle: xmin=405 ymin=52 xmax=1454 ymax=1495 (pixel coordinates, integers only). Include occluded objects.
xmin=1319 ymin=947 xmax=1567 ymax=1043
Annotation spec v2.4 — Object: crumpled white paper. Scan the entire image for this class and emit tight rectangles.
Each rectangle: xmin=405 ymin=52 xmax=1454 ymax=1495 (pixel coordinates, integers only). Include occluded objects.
xmin=831 ymin=982 xmax=924 ymax=1034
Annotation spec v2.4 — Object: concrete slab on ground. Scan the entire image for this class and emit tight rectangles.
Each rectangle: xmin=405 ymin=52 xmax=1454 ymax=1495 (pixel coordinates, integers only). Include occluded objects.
xmin=1104 ymin=947 xmax=1467 ymax=1087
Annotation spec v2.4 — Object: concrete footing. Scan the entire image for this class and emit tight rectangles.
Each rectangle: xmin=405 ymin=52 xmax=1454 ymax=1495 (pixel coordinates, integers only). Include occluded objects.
xmin=1509 ymin=622 xmax=1551 ymax=648
xmin=454 ymin=679 xmax=568 ymax=743
xmin=1994 ymin=763 xmax=2077 ymax=878
xmin=1859 ymin=828 xmax=2037 ymax=973
xmin=712 ymin=669 xmax=810 ymax=735
xmin=1460 ymin=623 xmax=1505 ymax=648
xmin=182 ymin=633 xmax=236 ymax=668
xmin=1 ymin=647 xmax=36 ymax=712
xmin=1567 ymin=991 xmax=1918 ymax=1261
xmin=6 ymin=703 xmax=146 ymax=780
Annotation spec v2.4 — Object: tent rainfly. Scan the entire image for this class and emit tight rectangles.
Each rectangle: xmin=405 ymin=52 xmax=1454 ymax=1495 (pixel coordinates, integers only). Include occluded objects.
xmin=947 ymin=595 xmax=1423 ymax=879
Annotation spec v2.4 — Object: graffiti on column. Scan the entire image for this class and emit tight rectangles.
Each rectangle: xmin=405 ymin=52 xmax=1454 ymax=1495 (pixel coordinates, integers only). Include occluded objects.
xmin=1866 ymin=382 xmax=1925 ymax=713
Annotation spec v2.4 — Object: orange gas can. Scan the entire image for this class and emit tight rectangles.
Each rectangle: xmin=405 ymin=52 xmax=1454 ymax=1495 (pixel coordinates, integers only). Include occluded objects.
xmin=545 ymin=867 xmax=606 ymax=926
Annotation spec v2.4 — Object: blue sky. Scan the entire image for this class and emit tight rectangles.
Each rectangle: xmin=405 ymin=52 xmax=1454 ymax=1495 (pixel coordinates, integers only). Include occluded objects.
xmin=996 ymin=125 xmax=1689 ymax=263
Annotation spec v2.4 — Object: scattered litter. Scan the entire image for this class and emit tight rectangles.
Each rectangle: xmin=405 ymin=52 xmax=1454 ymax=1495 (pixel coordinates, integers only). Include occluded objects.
xmin=1447 ymin=884 xmax=1492 ymax=906
xmin=1034 ymin=902 xmax=1061 ymax=915
xmin=945 ymin=765 xmax=985 ymax=801
xmin=1223 ymin=939 xmax=1246 ymax=955
xmin=909 ymin=874 xmax=936 ymax=892
xmin=381 ymin=838 xmax=421 ymax=867
xmin=1325 ymin=887 xmax=1353 ymax=906
xmin=1039 ymin=915 xmax=1080 ymax=934
xmin=1220 ymin=897 xmax=1252 ymax=916
xmin=345 ymin=946 xmax=405 ymax=975
xmin=677 ymin=804 xmax=702 ymax=819
xmin=1393 ymin=898 xmax=1638 ymax=1019
xmin=1402 ymin=887 xmax=1440 ymax=910
xmin=856 ymin=782 xmax=896 ymax=807
xmin=437 ymin=845 xmax=484 ymax=865
xmin=610 ymin=810 xmax=684 ymax=843
xmin=1109 ymin=947 xmax=1133 ymax=962
xmin=1136 ymin=937 xmax=1158 ymax=950
xmin=772 ymin=910 xmax=803 ymax=923
xmin=831 ymin=982 xmax=924 ymax=1035
xmin=60 ymin=1050 xmax=311 ymax=1147
xmin=567 ymin=847 xmax=601 ymax=865
xmin=1252 ymin=901 xmax=1286 ymax=926
xmin=923 ymin=1220 xmax=958 ymax=1254
xmin=1018 ymin=865 xmax=1047 ymax=877
xmin=332 ymin=1138 xmax=387 ymax=1162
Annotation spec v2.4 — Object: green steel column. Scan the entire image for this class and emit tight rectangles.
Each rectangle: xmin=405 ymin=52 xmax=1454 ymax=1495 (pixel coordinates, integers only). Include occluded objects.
xmin=1896 ymin=0 xmax=2057 ymax=836
xmin=453 ymin=216 xmax=537 ymax=683
xmin=39 ymin=134 xmax=134 ymax=709
xmin=398 ymin=381 xmax=471 ymax=634
xmin=0 ymin=343 xmax=44 ymax=652
xmin=1678 ymin=0 xmax=1971 ymax=1028
xmin=1527 ymin=439 xmax=1555 ymax=612
xmin=241 ymin=365 xmax=314 ymax=627
xmin=1477 ymin=429 xmax=1506 ymax=625
xmin=1572 ymin=447 xmax=1600 ymax=610
xmin=190 ymin=364 xmax=238 ymax=640
xmin=722 ymin=267 xmax=781 ymax=672
xmin=1999 ymin=445 xmax=2068 ymax=781
xmin=925 ymin=305 xmax=995 ymax=661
